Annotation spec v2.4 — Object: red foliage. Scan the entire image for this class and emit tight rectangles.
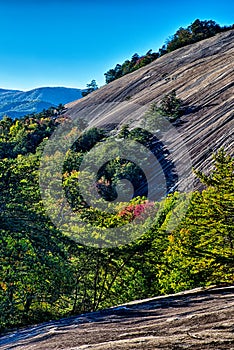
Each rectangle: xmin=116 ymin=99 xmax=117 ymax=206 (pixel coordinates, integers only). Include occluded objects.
xmin=118 ymin=201 xmax=155 ymax=222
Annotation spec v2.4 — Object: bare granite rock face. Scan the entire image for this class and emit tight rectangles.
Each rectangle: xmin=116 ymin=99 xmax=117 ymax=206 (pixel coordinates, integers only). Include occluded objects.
xmin=64 ymin=30 xmax=234 ymax=190
xmin=2 ymin=32 xmax=232 ymax=350
xmin=1 ymin=286 xmax=233 ymax=349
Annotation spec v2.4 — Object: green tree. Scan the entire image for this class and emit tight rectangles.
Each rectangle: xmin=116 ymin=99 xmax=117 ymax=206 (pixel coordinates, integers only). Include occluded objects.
xmin=0 ymin=154 xmax=75 ymax=329
xmin=158 ymin=90 xmax=184 ymax=121
xmin=82 ymin=79 xmax=98 ymax=97
xmin=159 ymin=150 xmax=234 ymax=293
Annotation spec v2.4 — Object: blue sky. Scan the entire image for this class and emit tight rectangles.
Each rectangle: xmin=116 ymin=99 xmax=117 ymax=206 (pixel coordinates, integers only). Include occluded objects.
xmin=0 ymin=0 xmax=233 ymax=91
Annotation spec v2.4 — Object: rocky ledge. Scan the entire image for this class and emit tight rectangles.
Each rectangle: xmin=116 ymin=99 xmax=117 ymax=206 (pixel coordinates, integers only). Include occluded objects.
xmin=1 ymin=286 xmax=233 ymax=349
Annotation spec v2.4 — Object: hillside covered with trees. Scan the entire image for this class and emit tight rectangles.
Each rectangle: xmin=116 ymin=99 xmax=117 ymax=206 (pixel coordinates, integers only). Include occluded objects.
xmin=0 ymin=19 xmax=233 ymax=334
xmin=0 ymin=87 xmax=84 ymax=120
xmin=0 ymin=104 xmax=233 ymax=331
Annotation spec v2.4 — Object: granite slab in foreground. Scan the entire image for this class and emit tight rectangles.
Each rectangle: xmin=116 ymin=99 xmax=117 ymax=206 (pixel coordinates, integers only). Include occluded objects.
xmin=1 ymin=286 xmax=233 ymax=350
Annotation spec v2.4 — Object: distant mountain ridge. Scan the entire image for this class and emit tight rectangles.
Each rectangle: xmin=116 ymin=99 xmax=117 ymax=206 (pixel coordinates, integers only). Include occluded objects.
xmin=0 ymin=86 xmax=84 ymax=119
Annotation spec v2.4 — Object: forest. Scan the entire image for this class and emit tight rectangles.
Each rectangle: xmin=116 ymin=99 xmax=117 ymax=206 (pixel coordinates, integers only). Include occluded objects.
xmin=0 ymin=100 xmax=233 ymax=332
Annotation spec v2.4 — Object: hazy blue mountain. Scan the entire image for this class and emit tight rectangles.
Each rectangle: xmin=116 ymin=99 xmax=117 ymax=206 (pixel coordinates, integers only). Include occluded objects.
xmin=0 ymin=86 xmax=84 ymax=119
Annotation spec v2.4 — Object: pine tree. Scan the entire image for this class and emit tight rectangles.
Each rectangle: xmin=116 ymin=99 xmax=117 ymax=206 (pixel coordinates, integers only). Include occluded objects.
xmin=159 ymin=150 xmax=234 ymax=293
